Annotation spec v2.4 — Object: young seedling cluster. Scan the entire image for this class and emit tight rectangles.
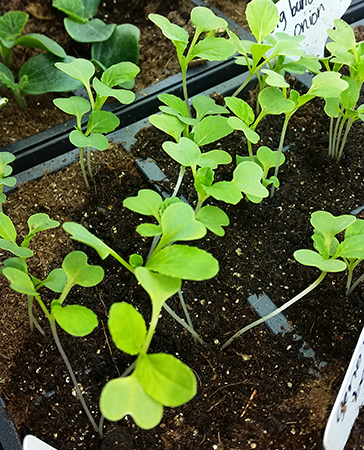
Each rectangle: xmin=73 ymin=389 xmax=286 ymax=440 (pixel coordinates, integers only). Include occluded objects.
xmin=323 ymin=19 xmax=364 ymax=160
xmin=222 ymin=211 xmax=364 ymax=348
xmin=54 ymin=58 xmax=139 ymax=188
xmin=0 ymin=11 xmax=80 ymax=108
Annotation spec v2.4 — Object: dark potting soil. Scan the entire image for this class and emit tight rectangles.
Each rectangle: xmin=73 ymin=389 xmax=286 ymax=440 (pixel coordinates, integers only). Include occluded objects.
xmin=0 ymin=0 xmax=194 ymax=147
xmin=0 ymin=79 xmax=364 ymax=450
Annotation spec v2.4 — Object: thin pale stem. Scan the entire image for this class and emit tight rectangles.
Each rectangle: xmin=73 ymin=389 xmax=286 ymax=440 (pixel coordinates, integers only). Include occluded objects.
xmin=232 ymin=71 xmax=254 ymax=98
xmin=79 ymin=147 xmax=90 ymax=189
xmin=270 ymin=113 xmax=290 ymax=198
xmin=172 ymin=166 xmax=186 ymax=198
xmin=27 ymin=294 xmax=44 ymax=335
xmin=348 ymin=271 xmax=364 ymax=295
xmin=178 ymin=289 xmax=194 ymax=329
xmin=162 ymin=302 xmax=205 ymax=346
xmin=328 ymin=117 xmax=334 ymax=157
xmin=222 ymin=272 xmax=327 ymax=349
xmin=334 ymin=116 xmax=346 ymax=159
xmin=337 ymin=117 xmax=353 ymax=162
xmin=332 ymin=115 xmax=342 ymax=159
xmin=50 ymin=318 xmax=99 ymax=434
xmin=87 ymin=146 xmax=93 ymax=179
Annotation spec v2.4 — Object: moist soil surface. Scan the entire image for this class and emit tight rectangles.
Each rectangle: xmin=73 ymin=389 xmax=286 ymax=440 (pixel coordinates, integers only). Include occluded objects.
xmin=0 ymin=0 xmax=194 ymax=147
xmin=0 ymin=79 xmax=364 ymax=450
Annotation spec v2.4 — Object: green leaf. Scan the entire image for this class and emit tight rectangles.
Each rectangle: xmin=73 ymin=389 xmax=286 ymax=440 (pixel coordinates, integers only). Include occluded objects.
xmin=157 ymin=202 xmax=206 ymax=249
xmin=246 ymin=0 xmax=279 ymax=43
xmin=86 ymin=110 xmax=120 ymax=134
xmin=225 ymin=97 xmax=255 ymax=125
xmin=14 ymin=33 xmax=66 ymax=58
xmin=27 ymin=213 xmax=60 ymax=236
xmin=204 ymin=181 xmax=242 ymax=205
xmin=100 ymin=374 xmax=163 ymax=429
xmin=148 ymin=14 xmax=189 ymax=48
xmin=136 ymin=223 xmax=162 ymax=237
xmin=327 ymin=19 xmax=356 ymax=53
xmin=306 ymin=72 xmax=348 ymax=100
xmin=196 ymin=206 xmax=229 ymax=237
xmin=0 ymin=212 xmax=16 ymax=241
xmin=93 ymin=77 xmax=135 ymax=105
xmin=108 ymin=302 xmax=146 ymax=355
xmin=194 ymin=115 xmax=232 ymax=146
xmin=261 ymin=69 xmax=289 ymax=88
xmin=129 ymin=254 xmax=143 ymax=268
xmin=91 ymin=24 xmax=140 ymax=68
xmin=0 ymin=240 xmax=33 ymax=257
xmin=53 ymin=96 xmax=91 ymax=123
xmin=135 ymin=267 xmax=181 ymax=311
xmin=324 ymin=97 xmax=341 ymax=118
xmin=21 ymin=213 xmax=59 ymax=247
xmin=345 ymin=219 xmax=364 ymax=239
xmin=162 ymin=138 xmax=201 ymax=169
xmin=256 ymin=146 xmax=285 ymax=172
xmin=149 ymin=114 xmax=185 ymax=142
xmin=190 ymin=6 xmax=228 ymax=33
xmin=101 ymin=61 xmax=140 ymax=88
xmin=52 ymin=301 xmax=98 ymax=336
xmin=340 ymin=76 xmax=360 ymax=110
xmin=62 ymin=222 xmax=112 ymax=259
xmin=192 ymin=95 xmax=228 ymax=121
xmin=0 ymin=63 xmax=15 ymax=88
xmin=258 ymin=87 xmax=295 ymax=115
xmin=294 ymin=249 xmax=347 ymax=272
xmin=55 ymin=58 xmax=95 ymax=89
xmin=64 ymin=18 xmax=115 ymax=43
xmin=2 ymin=267 xmax=38 ymax=296
xmin=43 ymin=268 xmax=67 ymax=293
xmin=311 ymin=211 xmax=355 ymax=241
xmin=62 ymin=250 xmax=104 ymax=287
xmin=227 ymin=117 xmax=260 ymax=144
xmin=335 ymin=236 xmax=364 ymax=260
xmin=197 ymin=150 xmax=232 ymax=169
xmin=159 ymin=93 xmax=189 ymax=117
xmin=190 ymin=37 xmax=236 ymax=61
xmin=52 ymin=0 xmax=88 ymax=22
xmin=233 ymin=161 xmax=269 ymax=199
xmin=137 ymin=351 xmax=196 ymax=407
xmin=123 ymin=189 xmax=162 ymax=220
xmin=21 ymin=54 xmax=84 ymax=95
xmin=0 ymin=11 xmax=28 ymax=47
xmin=70 ymin=129 xmax=109 ymax=151
xmin=146 ymin=245 xmax=219 ymax=280
xmin=1 ymin=256 xmax=27 ymax=273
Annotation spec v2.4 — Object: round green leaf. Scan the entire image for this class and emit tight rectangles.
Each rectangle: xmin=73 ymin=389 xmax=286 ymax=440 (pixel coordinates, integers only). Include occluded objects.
xmin=108 ymin=302 xmax=146 ymax=355
xmin=52 ymin=301 xmax=98 ymax=336
xmin=100 ymin=375 xmax=163 ymax=429
xmin=62 ymin=250 xmax=104 ymax=287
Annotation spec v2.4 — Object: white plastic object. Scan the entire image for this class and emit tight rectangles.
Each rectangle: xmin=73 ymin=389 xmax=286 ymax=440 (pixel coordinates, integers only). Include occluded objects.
xmin=23 ymin=435 xmax=58 ymax=450
xmin=323 ymin=326 xmax=364 ymax=450
xmin=274 ymin=0 xmax=352 ymax=56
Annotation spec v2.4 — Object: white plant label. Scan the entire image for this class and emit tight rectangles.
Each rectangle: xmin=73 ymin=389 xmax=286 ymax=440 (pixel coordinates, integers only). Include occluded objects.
xmin=323 ymin=326 xmax=364 ymax=450
xmin=23 ymin=434 xmax=57 ymax=450
xmin=274 ymin=0 xmax=352 ymax=56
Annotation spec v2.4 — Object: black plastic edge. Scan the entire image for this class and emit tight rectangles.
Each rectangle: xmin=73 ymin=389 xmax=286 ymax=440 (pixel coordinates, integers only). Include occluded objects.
xmin=0 ymin=397 xmax=22 ymax=450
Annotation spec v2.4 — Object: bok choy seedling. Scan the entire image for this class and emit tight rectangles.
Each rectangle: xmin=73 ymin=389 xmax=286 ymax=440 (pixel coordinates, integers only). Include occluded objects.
xmin=0 ymin=152 xmax=16 ymax=213
xmin=62 ymin=192 xmax=220 ymax=429
xmin=323 ymin=19 xmax=364 ymax=161
xmin=54 ymin=58 xmax=139 ymax=188
xmin=222 ymin=211 xmax=364 ymax=348
xmin=0 ymin=211 xmax=104 ymax=432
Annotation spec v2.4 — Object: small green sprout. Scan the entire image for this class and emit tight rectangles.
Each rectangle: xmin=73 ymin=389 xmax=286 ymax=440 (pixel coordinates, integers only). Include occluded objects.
xmin=149 ymin=6 xmax=236 ymax=115
xmin=0 ymin=152 xmax=16 ymax=213
xmin=222 ymin=211 xmax=364 ymax=348
xmin=54 ymin=58 xmax=139 ymax=188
